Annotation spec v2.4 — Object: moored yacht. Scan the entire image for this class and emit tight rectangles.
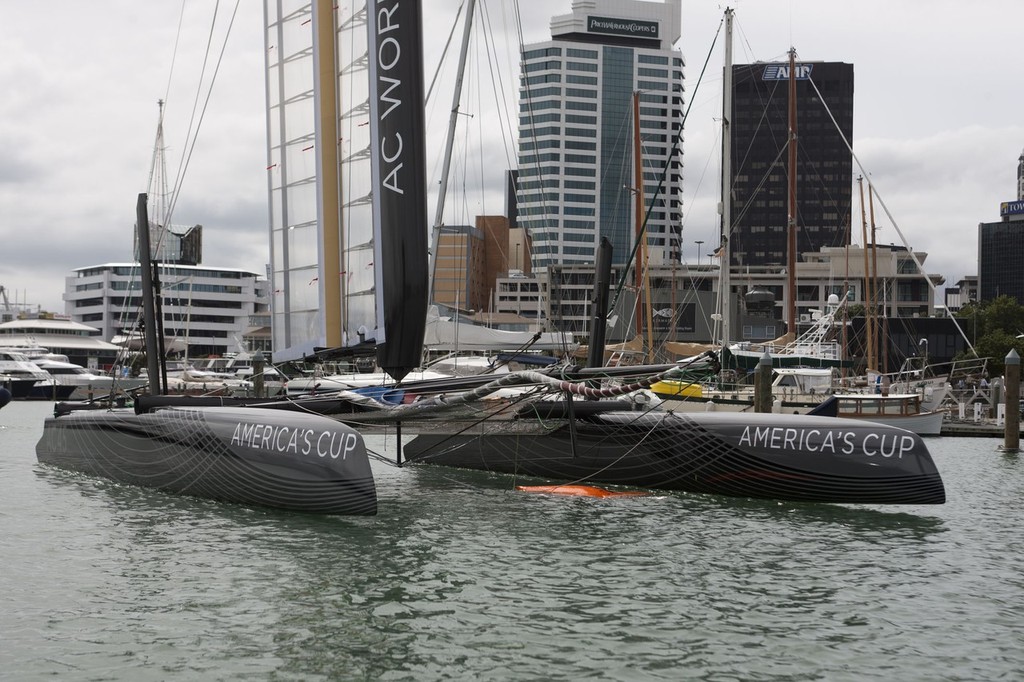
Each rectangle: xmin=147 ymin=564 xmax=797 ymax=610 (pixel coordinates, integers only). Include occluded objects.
xmin=30 ymin=356 xmax=147 ymax=400
xmin=0 ymin=348 xmax=74 ymax=400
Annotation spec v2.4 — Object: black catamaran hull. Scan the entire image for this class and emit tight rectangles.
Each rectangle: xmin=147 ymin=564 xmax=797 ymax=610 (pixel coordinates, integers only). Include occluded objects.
xmin=36 ymin=406 xmax=377 ymax=514
xmin=403 ymin=411 xmax=945 ymax=504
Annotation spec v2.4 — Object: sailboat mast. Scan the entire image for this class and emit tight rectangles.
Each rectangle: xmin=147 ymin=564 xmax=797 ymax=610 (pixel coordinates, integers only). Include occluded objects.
xmin=786 ymin=48 xmax=798 ymax=338
xmin=632 ymin=91 xmax=654 ymax=360
xmin=717 ymin=8 xmax=734 ymax=347
xmin=428 ymin=0 xmax=477 ymax=300
xmin=858 ymin=175 xmax=875 ymax=371
xmin=136 ymin=193 xmax=162 ymax=396
xmin=147 ymin=100 xmax=170 ymax=233
xmin=868 ymin=185 xmax=884 ymax=373
xmin=313 ymin=0 xmax=343 ymax=349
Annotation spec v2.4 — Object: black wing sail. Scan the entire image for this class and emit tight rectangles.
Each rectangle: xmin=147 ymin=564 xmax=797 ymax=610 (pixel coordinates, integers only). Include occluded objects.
xmin=367 ymin=1 xmax=429 ymax=382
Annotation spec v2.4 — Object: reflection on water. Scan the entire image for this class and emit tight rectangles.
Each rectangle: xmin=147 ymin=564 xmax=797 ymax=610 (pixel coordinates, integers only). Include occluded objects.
xmin=2 ymin=402 xmax=1022 ymax=679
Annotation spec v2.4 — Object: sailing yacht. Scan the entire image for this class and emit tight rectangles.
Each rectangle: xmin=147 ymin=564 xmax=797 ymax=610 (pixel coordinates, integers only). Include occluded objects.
xmin=289 ymin=4 xmax=945 ymax=505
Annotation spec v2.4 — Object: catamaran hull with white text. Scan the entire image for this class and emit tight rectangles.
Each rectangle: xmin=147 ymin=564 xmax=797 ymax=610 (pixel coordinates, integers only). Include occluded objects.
xmin=36 ymin=406 xmax=377 ymax=514
xmin=403 ymin=411 xmax=945 ymax=504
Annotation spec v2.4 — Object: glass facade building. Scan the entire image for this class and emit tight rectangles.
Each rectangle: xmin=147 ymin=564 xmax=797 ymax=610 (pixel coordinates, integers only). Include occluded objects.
xmin=729 ymin=61 xmax=854 ymax=268
xmin=517 ymin=0 xmax=683 ymax=269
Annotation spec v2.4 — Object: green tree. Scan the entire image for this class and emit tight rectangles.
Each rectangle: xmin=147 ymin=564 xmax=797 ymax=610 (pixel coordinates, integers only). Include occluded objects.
xmin=955 ymin=296 xmax=1024 ymax=375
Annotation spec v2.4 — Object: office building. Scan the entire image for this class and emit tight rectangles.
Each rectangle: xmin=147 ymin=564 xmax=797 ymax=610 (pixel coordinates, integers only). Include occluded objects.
xmin=65 ymin=263 xmax=270 ymax=359
xmin=944 ymin=276 xmax=978 ymax=312
xmin=977 ymin=149 xmax=1024 ymax=304
xmin=729 ymin=60 xmax=854 ymax=267
xmin=978 ymin=206 xmax=1024 ymax=304
xmin=517 ymin=0 xmax=684 ymax=269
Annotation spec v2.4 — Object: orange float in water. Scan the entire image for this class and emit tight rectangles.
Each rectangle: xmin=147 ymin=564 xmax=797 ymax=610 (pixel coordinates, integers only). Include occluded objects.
xmin=516 ymin=484 xmax=647 ymax=498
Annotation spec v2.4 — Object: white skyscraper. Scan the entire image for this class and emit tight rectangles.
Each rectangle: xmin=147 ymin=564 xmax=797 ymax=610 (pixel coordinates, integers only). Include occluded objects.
xmin=517 ymin=0 xmax=683 ymax=269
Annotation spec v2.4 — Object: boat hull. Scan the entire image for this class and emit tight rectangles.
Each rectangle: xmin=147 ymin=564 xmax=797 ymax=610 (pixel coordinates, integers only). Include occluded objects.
xmin=36 ymin=406 xmax=377 ymax=514
xmin=25 ymin=383 xmax=77 ymax=401
xmin=1 ymin=377 xmax=38 ymax=399
xmin=402 ymin=411 xmax=945 ymax=504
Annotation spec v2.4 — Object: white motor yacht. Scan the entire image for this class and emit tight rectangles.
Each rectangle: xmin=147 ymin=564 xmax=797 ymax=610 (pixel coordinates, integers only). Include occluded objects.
xmin=0 ymin=348 xmax=74 ymax=400
xmin=30 ymin=357 xmax=147 ymax=400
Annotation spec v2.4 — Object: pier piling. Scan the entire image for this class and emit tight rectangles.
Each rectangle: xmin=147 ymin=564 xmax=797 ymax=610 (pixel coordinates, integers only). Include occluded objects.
xmin=754 ymin=351 xmax=772 ymax=413
xmin=1004 ymin=349 xmax=1020 ymax=452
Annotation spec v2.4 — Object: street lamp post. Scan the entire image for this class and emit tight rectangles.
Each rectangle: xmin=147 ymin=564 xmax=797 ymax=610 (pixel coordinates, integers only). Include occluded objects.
xmin=695 ymin=240 xmax=704 ymax=268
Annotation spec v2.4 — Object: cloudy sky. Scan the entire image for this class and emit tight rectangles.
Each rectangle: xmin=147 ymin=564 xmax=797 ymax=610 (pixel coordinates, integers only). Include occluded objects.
xmin=2 ymin=0 xmax=1022 ymax=314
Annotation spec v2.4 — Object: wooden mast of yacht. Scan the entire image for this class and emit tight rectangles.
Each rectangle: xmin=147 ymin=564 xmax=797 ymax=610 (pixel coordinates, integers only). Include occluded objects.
xmin=868 ymin=186 xmax=885 ymax=374
xmin=632 ymin=91 xmax=655 ymax=362
xmin=786 ymin=48 xmax=798 ymax=339
xmin=858 ymin=176 xmax=875 ymax=371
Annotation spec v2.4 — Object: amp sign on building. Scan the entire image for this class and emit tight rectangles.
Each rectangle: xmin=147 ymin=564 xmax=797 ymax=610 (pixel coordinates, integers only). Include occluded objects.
xmin=762 ymin=63 xmax=813 ymax=80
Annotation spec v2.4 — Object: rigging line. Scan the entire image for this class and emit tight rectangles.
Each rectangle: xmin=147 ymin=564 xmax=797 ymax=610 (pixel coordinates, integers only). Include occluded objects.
xmin=165 ymin=0 xmax=222 ymax=230
xmin=425 ymin=1 xmax=464 ymax=104
xmin=512 ymin=0 xmax=555 ymax=268
xmin=608 ymin=14 xmax=724 ymax=315
xmin=677 ymin=121 xmax=717 ymax=235
xmin=806 ymin=76 xmax=977 ymax=356
xmin=167 ymin=0 xmax=242 ymax=230
xmin=731 ymin=143 xmax=788 ymax=229
xmin=478 ymin=0 xmax=519 ymax=174
xmin=163 ymin=2 xmax=188 ymax=107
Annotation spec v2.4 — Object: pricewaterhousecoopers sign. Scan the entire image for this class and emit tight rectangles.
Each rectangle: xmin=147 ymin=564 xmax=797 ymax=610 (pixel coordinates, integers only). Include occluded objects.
xmin=587 ymin=15 xmax=659 ymax=39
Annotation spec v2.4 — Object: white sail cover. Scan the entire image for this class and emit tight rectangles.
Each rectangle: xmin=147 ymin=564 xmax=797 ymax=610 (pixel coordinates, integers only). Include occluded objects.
xmin=422 ymin=307 xmax=577 ymax=353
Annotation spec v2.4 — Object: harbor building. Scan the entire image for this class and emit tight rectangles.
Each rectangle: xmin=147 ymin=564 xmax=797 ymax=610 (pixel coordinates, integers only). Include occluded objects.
xmin=729 ymin=60 xmax=854 ymax=268
xmin=944 ymin=276 xmax=979 ymax=313
xmin=64 ymin=263 xmax=271 ymax=360
xmin=0 ymin=313 xmax=122 ymax=370
xmin=516 ymin=0 xmax=684 ymax=269
xmin=512 ymin=243 xmax=939 ymax=350
xmin=978 ymin=206 xmax=1024 ymax=304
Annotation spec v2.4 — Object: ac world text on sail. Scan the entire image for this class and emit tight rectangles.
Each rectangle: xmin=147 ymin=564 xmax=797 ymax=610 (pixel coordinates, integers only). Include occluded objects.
xmin=374 ymin=0 xmax=405 ymax=196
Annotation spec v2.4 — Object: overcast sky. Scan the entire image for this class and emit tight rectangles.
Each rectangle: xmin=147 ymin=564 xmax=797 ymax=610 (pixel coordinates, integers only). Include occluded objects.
xmin=2 ymin=0 xmax=1022 ymax=314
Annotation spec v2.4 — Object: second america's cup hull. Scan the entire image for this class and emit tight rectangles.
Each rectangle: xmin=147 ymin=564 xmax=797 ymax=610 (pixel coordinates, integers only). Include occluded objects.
xmin=403 ymin=411 xmax=944 ymax=505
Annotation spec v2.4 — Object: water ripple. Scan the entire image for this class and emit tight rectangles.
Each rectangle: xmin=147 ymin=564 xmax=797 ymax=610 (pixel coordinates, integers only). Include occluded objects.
xmin=1 ymin=403 xmax=1023 ymax=680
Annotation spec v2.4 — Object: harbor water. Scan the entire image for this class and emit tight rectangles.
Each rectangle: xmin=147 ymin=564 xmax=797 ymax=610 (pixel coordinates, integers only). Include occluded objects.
xmin=2 ymin=400 xmax=1022 ymax=680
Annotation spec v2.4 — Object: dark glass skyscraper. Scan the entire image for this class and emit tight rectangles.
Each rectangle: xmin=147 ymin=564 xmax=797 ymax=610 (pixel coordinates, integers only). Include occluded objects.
xmin=728 ymin=61 xmax=854 ymax=267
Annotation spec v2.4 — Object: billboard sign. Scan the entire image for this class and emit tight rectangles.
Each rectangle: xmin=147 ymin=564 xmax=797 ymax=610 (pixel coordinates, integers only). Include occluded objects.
xmin=762 ymin=63 xmax=813 ymax=80
xmin=1000 ymin=200 xmax=1024 ymax=216
xmin=587 ymin=16 xmax=659 ymax=39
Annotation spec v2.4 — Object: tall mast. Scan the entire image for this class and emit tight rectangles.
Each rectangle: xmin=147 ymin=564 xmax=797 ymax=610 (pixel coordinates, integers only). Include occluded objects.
xmin=313 ymin=0 xmax=343 ymax=349
xmin=631 ymin=91 xmax=654 ymax=362
xmin=717 ymin=8 xmax=734 ymax=347
xmin=858 ymin=175 xmax=874 ymax=371
xmin=868 ymin=185 xmax=883 ymax=373
xmin=786 ymin=48 xmax=798 ymax=338
xmin=428 ymin=0 xmax=477 ymax=300
xmin=147 ymin=100 xmax=170 ymax=234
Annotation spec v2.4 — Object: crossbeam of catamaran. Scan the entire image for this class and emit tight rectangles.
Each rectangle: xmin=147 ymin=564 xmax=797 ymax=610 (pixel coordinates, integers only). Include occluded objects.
xmin=316 ymin=351 xmax=721 ymax=422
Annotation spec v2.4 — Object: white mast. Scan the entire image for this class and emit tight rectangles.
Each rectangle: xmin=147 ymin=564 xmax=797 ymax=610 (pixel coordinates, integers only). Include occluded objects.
xmin=715 ymin=8 xmax=734 ymax=347
xmin=427 ymin=0 xmax=477 ymax=300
